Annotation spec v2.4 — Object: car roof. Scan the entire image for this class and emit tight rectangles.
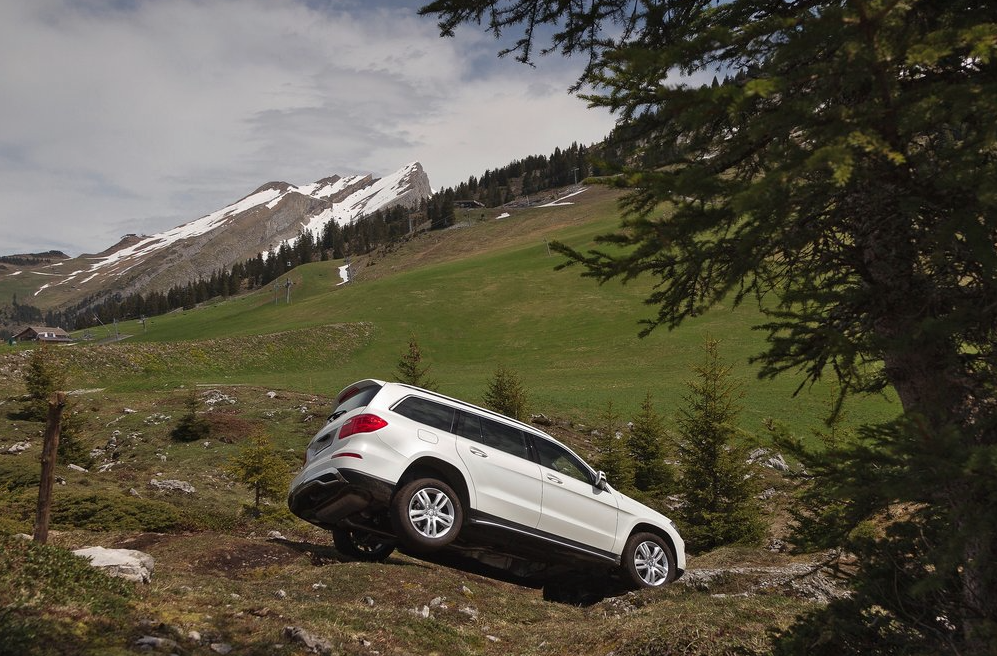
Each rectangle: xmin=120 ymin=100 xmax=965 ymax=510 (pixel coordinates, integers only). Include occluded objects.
xmin=336 ymin=379 xmax=577 ymax=451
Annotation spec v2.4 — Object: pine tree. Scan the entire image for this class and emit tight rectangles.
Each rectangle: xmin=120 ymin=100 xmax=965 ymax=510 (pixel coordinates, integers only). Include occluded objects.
xmin=594 ymin=400 xmax=635 ymax=493
xmin=226 ymin=432 xmax=290 ymax=518
xmin=629 ymin=392 xmax=674 ymax=496
xmin=170 ymin=391 xmax=211 ymax=443
xmin=23 ymin=346 xmax=65 ymax=422
xmin=421 ymin=2 xmax=997 ymax=647
xmin=674 ymin=339 xmax=764 ymax=552
xmin=19 ymin=347 xmax=91 ymax=466
xmin=394 ymin=336 xmax=438 ymax=391
xmin=482 ymin=365 xmax=528 ymax=421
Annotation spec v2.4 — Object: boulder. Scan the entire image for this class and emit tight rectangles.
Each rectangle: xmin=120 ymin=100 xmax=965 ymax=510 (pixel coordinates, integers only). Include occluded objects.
xmin=73 ymin=546 xmax=155 ymax=583
xmin=149 ymin=478 xmax=195 ymax=494
xmin=282 ymin=626 xmax=334 ymax=655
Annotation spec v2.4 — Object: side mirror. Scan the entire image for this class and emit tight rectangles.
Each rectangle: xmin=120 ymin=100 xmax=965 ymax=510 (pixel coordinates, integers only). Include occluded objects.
xmin=595 ymin=470 xmax=609 ymax=491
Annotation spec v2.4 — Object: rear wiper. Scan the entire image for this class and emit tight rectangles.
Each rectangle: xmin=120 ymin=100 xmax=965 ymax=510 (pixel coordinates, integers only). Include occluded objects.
xmin=328 ymin=409 xmax=347 ymax=422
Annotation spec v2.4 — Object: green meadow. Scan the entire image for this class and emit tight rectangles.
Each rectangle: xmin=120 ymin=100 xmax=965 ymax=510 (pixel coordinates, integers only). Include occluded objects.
xmin=69 ymin=185 xmax=895 ymax=438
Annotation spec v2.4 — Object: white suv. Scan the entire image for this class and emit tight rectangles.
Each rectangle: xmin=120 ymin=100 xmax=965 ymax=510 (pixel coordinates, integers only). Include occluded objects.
xmin=288 ymin=379 xmax=685 ymax=590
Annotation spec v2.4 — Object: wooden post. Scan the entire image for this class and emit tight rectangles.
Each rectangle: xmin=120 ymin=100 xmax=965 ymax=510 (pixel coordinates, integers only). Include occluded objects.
xmin=33 ymin=391 xmax=66 ymax=544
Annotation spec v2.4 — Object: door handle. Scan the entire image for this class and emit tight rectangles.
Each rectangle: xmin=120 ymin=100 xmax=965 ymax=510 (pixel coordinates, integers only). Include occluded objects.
xmin=546 ymin=474 xmax=563 ymax=484
xmin=469 ymin=447 xmax=488 ymax=458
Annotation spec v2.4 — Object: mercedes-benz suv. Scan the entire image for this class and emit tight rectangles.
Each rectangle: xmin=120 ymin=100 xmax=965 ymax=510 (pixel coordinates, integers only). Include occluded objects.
xmin=288 ymin=379 xmax=685 ymax=590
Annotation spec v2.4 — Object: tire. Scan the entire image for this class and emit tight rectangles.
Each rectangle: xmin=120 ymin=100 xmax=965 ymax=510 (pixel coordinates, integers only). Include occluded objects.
xmin=332 ymin=528 xmax=395 ymax=562
xmin=621 ymin=532 xmax=676 ymax=588
xmin=391 ymin=477 xmax=463 ymax=552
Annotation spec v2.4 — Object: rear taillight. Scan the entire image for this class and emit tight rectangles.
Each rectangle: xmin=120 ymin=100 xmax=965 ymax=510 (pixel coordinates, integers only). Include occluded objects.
xmin=338 ymin=413 xmax=388 ymax=440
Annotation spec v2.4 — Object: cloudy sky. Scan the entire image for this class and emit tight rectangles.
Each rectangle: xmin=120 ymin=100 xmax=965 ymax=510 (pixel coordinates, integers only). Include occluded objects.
xmin=0 ymin=0 xmax=618 ymax=256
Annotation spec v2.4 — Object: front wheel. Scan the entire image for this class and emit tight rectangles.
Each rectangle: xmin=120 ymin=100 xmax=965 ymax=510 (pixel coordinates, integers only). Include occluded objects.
xmin=621 ymin=532 xmax=676 ymax=588
xmin=332 ymin=528 xmax=395 ymax=562
xmin=391 ymin=478 xmax=463 ymax=552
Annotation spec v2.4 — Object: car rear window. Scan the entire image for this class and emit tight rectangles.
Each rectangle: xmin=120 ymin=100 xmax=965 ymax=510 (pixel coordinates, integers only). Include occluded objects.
xmin=393 ymin=396 xmax=455 ymax=432
xmin=333 ymin=384 xmax=381 ymax=416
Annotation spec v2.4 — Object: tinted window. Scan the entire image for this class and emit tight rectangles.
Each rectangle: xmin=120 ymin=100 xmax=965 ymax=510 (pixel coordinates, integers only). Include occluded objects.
xmin=453 ymin=411 xmax=482 ymax=441
xmin=393 ymin=396 xmax=455 ymax=432
xmin=535 ymin=439 xmax=592 ymax=484
xmin=333 ymin=385 xmax=381 ymax=415
xmin=479 ymin=417 xmax=529 ymax=459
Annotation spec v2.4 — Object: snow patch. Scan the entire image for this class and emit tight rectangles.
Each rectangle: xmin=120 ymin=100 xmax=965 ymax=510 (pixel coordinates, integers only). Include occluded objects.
xmin=537 ymin=187 xmax=589 ymax=207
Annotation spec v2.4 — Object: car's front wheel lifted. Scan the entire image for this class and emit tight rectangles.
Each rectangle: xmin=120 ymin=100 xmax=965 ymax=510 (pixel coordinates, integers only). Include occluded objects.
xmin=332 ymin=528 xmax=395 ymax=562
xmin=391 ymin=477 xmax=463 ymax=552
xmin=622 ymin=532 xmax=676 ymax=588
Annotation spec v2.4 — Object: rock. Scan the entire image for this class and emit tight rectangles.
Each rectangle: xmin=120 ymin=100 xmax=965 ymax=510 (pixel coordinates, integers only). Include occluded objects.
xmin=765 ymin=453 xmax=790 ymax=471
xmin=123 ymin=408 xmax=137 ymax=414
xmin=266 ymin=391 xmax=278 ymax=399
xmin=68 ymin=463 xmax=88 ymax=473
xmin=6 ymin=441 xmax=30 ymax=454
xmin=203 ymin=390 xmax=237 ymax=406
xmin=267 ymin=530 xmax=285 ymax=540
xmin=530 ymin=413 xmax=553 ymax=426
xmin=274 ymin=589 xmax=287 ymax=599
xmin=411 ymin=605 xmax=431 ymax=619
xmin=129 ymin=488 xmax=141 ymax=497
xmin=747 ymin=447 xmax=768 ymax=462
xmin=362 ymin=596 xmax=375 ymax=606
xmin=210 ymin=643 xmax=233 ymax=654
xmin=13 ymin=533 xmax=32 ymax=541
xmin=74 ymin=546 xmax=154 ymax=583
xmin=134 ymin=635 xmax=179 ymax=651
xmin=188 ymin=630 xmax=202 ymax=643
xmin=149 ymin=478 xmax=195 ymax=494
xmin=459 ymin=606 xmax=479 ymax=621
xmin=283 ymin=626 xmax=334 ymax=655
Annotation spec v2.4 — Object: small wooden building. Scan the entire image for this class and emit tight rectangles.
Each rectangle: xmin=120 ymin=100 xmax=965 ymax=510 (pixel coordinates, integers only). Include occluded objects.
xmin=13 ymin=326 xmax=72 ymax=343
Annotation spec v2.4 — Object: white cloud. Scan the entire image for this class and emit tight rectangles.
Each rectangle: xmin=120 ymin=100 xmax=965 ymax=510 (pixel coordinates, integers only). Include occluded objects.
xmin=0 ymin=0 xmax=616 ymax=256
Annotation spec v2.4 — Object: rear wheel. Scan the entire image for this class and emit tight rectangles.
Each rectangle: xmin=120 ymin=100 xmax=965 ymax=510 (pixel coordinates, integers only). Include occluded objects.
xmin=332 ymin=528 xmax=395 ymax=562
xmin=621 ymin=532 xmax=676 ymax=588
xmin=391 ymin=477 xmax=463 ymax=552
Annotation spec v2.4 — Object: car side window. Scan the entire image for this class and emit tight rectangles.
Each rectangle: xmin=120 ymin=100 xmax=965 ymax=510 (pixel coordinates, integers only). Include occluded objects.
xmin=453 ymin=411 xmax=482 ymax=441
xmin=535 ymin=439 xmax=592 ymax=484
xmin=479 ymin=417 xmax=529 ymax=459
xmin=393 ymin=397 xmax=455 ymax=432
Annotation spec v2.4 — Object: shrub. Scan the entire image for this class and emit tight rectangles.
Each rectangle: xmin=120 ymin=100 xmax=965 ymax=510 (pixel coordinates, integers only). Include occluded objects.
xmin=49 ymin=490 xmax=182 ymax=532
xmin=0 ymin=533 xmax=134 ymax=655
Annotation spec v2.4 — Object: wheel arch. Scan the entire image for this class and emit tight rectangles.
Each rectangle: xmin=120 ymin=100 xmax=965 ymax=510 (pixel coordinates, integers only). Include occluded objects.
xmin=397 ymin=456 xmax=472 ymax=518
xmin=627 ymin=522 xmax=679 ymax=565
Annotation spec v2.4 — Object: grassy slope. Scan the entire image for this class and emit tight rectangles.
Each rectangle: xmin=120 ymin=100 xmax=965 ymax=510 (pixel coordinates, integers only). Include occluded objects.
xmin=3 ymin=181 xmax=861 ymax=652
xmin=92 ymin=184 xmax=894 ymax=435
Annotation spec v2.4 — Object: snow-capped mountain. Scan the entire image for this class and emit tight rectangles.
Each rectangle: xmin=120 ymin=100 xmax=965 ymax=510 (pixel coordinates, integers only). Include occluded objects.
xmin=21 ymin=162 xmax=432 ymax=306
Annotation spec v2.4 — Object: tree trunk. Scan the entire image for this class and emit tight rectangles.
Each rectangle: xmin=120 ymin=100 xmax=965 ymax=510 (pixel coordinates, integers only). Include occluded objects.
xmin=34 ymin=391 xmax=66 ymax=544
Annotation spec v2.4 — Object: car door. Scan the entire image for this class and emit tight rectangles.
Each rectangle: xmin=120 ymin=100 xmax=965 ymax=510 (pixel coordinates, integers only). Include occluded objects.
xmin=453 ymin=411 xmax=543 ymax=529
xmin=533 ymin=437 xmax=619 ymax=553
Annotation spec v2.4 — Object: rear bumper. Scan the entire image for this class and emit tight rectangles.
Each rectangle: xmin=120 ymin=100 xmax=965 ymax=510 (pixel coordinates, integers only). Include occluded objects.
xmin=287 ymin=468 xmax=393 ymax=528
